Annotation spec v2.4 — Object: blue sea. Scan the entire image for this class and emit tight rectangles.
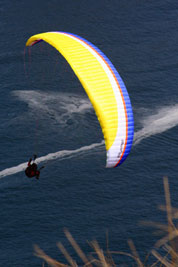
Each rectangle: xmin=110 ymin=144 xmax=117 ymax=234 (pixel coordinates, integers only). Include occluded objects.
xmin=1 ymin=0 xmax=178 ymax=266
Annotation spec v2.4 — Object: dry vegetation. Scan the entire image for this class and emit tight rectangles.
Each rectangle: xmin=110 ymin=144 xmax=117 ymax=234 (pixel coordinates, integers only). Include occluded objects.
xmin=34 ymin=177 xmax=178 ymax=266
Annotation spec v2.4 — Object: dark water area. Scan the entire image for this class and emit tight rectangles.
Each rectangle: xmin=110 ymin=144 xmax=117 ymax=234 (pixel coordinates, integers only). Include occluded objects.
xmin=1 ymin=0 xmax=178 ymax=266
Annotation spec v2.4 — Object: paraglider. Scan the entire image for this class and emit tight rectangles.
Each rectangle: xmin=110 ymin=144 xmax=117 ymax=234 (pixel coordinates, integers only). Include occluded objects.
xmin=26 ymin=32 xmax=134 ymax=168
xmin=25 ymin=155 xmax=44 ymax=179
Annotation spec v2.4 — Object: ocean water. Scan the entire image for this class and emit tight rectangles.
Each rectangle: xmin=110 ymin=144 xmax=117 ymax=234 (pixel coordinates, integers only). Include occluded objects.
xmin=1 ymin=0 xmax=178 ymax=266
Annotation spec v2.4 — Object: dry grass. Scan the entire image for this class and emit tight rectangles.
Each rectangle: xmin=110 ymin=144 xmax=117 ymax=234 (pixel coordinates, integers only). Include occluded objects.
xmin=34 ymin=177 xmax=178 ymax=266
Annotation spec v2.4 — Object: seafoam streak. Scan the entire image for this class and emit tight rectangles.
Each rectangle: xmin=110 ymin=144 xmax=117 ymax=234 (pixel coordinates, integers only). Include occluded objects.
xmin=13 ymin=90 xmax=92 ymax=125
xmin=0 ymin=141 xmax=104 ymax=179
xmin=1 ymin=105 xmax=178 ymax=179
xmin=134 ymin=105 xmax=178 ymax=145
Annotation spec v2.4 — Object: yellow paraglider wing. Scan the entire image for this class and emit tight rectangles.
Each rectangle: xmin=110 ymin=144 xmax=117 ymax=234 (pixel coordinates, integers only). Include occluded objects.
xmin=26 ymin=32 xmax=134 ymax=167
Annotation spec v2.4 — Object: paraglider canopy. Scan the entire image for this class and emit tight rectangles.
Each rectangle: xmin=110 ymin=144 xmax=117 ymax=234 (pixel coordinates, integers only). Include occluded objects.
xmin=26 ymin=32 xmax=134 ymax=168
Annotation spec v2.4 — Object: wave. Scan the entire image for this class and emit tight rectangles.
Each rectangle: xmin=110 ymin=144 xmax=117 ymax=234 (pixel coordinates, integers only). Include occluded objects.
xmin=134 ymin=104 xmax=178 ymax=145
xmin=12 ymin=90 xmax=92 ymax=125
xmin=1 ymin=91 xmax=178 ymax=179
xmin=0 ymin=141 xmax=105 ymax=179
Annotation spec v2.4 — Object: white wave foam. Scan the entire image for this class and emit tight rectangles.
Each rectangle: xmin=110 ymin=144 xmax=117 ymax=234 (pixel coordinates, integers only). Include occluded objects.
xmin=134 ymin=104 xmax=178 ymax=145
xmin=2 ymin=92 xmax=178 ymax=180
xmin=0 ymin=141 xmax=105 ymax=179
xmin=13 ymin=90 xmax=92 ymax=125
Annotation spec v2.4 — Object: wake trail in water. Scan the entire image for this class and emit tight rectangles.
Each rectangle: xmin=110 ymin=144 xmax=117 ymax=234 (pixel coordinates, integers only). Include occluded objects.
xmin=2 ymin=90 xmax=178 ymax=179
xmin=0 ymin=141 xmax=104 ymax=179
xmin=13 ymin=90 xmax=92 ymax=125
xmin=134 ymin=104 xmax=178 ymax=145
